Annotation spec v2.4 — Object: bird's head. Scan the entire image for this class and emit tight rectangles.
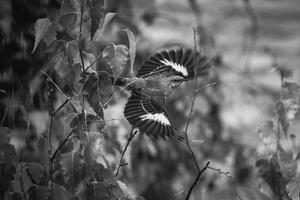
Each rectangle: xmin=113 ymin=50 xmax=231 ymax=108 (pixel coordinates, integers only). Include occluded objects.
xmin=168 ymin=75 xmax=187 ymax=89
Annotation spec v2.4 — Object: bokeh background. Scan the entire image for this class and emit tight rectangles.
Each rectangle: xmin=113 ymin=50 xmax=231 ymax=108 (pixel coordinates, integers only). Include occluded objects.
xmin=1 ymin=0 xmax=300 ymax=199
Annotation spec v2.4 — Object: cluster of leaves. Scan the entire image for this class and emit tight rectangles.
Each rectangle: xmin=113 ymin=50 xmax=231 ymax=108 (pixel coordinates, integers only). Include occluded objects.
xmin=0 ymin=0 xmax=144 ymax=199
xmin=255 ymin=66 xmax=300 ymax=200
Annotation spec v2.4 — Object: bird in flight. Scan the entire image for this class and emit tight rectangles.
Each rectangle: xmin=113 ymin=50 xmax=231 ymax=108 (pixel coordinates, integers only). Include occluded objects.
xmin=115 ymin=48 xmax=211 ymax=140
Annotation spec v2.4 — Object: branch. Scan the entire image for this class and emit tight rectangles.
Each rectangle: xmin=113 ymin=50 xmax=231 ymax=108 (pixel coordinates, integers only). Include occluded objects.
xmin=183 ymin=27 xmax=201 ymax=172
xmin=41 ymin=71 xmax=78 ymax=114
xmin=51 ymin=97 xmax=70 ymax=116
xmin=51 ymin=131 xmax=74 ymax=162
xmin=78 ymin=0 xmax=87 ymax=134
xmin=115 ymin=129 xmax=138 ymax=177
xmin=46 ymin=77 xmax=54 ymax=200
xmin=207 ymin=166 xmax=231 ymax=178
xmin=185 ymin=161 xmax=210 ymax=200
xmin=183 ymin=27 xmax=209 ymax=200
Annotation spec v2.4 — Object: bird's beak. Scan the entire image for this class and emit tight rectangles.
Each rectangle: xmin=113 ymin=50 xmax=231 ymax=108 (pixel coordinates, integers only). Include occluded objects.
xmin=183 ymin=77 xmax=188 ymax=81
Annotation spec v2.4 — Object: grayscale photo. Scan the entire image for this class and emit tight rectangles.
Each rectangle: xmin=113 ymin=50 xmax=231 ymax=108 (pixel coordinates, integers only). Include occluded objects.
xmin=0 ymin=0 xmax=300 ymax=199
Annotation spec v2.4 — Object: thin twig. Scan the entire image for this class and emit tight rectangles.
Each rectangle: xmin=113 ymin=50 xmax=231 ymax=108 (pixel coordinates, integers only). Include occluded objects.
xmin=78 ymin=1 xmax=88 ymax=136
xmin=52 ymin=97 xmax=70 ymax=116
xmin=115 ymin=129 xmax=138 ymax=177
xmin=51 ymin=131 xmax=74 ymax=162
xmin=183 ymin=27 xmax=201 ymax=172
xmin=207 ymin=166 xmax=231 ymax=178
xmin=85 ymin=52 xmax=104 ymax=72
xmin=185 ymin=161 xmax=210 ymax=200
xmin=206 ymin=166 xmax=242 ymax=199
xmin=26 ymin=167 xmax=37 ymax=184
xmin=41 ymin=71 xmax=78 ymax=114
xmin=78 ymin=1 xmax=85 ymax=77
xmin=184 ymin=27 xmax=210 ymax=200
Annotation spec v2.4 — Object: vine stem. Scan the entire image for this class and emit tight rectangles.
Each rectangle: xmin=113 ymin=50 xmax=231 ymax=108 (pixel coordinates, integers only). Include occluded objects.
xmin=115 ymin=129 xmax=138 ymax=177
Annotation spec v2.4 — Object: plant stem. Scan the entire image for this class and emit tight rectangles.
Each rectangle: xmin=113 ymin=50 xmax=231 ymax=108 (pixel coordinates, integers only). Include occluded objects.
xmin=115 ymin=129 xmax=138 ymax=177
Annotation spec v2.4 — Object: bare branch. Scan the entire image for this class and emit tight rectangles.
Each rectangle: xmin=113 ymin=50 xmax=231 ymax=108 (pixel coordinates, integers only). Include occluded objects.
xmin=183 ymin=27 xmax=210 ymax=200
xmin=183 ymin=27 xmax=201 ymax=172
xmin=115 ymin=129 xmax=138 ymax=177
xmin=51 ymin=97 xmax=70 ymax=116
xmin=185 ymin=161 xmax=210 ymax=200
xmin=51 ymin=131 xmax=74 ymax=162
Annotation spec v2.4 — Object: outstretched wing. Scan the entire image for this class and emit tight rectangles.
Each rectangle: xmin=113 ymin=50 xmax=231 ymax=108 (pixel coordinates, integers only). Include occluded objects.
xmin=124 ymin=90 xmax=177 ymax=140
xmin=136 ymin=48 xmax=211 ymax=79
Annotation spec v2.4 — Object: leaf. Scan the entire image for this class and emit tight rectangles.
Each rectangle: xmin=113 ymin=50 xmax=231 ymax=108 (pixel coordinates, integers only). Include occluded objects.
xmin=88 ymin=0 xmax=105 ymax=40
xmin=282 ymin=81 xmax=300 ymax=100
xmin=0 ymin=143 xmax=17 ymax=164
xmin=43 ymin=23 xmax=57 ymax=46
xmin=86 ymin=164 xmax=126 ymax=200
xmin=32 ymin=18 xmax=52 ymax=53
xmin=123 ymin=28 xmax=136 ymax=76
xmin=102 ymin=43 xmax=129 ymax=80
xmin=256 ymin=156 xmax=287 ymax=198
xmin=84 ymin=132 xmax=105 ymax=177
xmin=0 ymin=163 xmax=16 ymax=197
xmin=94 ymin=164 xmax=120 ymax=187
xmin=0 ymin=127 xmax=10 ymax=145
xmin=85 ymin=182 xmax=121 ymax=200
xmin=47 ymin=40 xmax=67 ymax=77
xmin=275 ymin=100 xmax=299 ymax=136
xmin=59 ymin=0 xmax=80 ymax=30
xmin=287 ymin=178 xmax=300 ymax=200
xmin=66 ymin=41 xmax=81 ymax=65
xmin=27 ymin=185 xmax=48 ymax=200
xmin=70 ymin=113 xmax=105 ymax=135
xmin=277 ymin=149 xmax=297 ymax=180
xmin=117 ymin=180 xmax=136 ymax=199
xmin=83 ymin=52 xmax=96 ymax=71
xmin=59 ymin=150 xmax=86 ymax=188
xmin=26 ymin=184 xmax=71 ymax=200
xmin=51 ymin=183 xmax=71 ymax=200
xmin=93 ymin=13 xmax=118 ymax=41
xmin=82 ymin=72 xmax=111 ymax=115
xmin=59 ymin=0 xmax=80 ymax=16
xmin=257 ymin=120 xmax=277 ymax=151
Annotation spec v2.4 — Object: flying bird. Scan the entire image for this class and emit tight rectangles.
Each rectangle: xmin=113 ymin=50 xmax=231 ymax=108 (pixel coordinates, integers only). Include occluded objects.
xmin=114 ymin=48 xmax=211 ymax=140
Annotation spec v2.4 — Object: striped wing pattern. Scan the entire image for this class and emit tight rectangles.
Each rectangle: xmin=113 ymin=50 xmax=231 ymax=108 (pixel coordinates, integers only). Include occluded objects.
xmin=124 ymin=91 xmax=176 ymax=140
xmin=136 ymin=48 xmax=211 ymax=79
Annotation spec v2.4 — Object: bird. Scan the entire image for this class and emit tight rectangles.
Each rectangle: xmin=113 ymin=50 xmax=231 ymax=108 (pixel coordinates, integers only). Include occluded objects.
xmin=114 ymin=48 xmax=211 ymax=140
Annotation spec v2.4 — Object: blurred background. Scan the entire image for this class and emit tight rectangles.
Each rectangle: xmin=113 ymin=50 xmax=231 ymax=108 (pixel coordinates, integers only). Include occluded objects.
xmin=1 ymin=0 xmax=300 ymax=199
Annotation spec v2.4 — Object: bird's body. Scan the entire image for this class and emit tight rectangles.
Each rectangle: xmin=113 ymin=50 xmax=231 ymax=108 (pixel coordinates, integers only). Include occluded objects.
xmin=116 ymin=71 xmax=185 ymax=97
xmin=114 ymin=48 xmax=211 ymax=140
